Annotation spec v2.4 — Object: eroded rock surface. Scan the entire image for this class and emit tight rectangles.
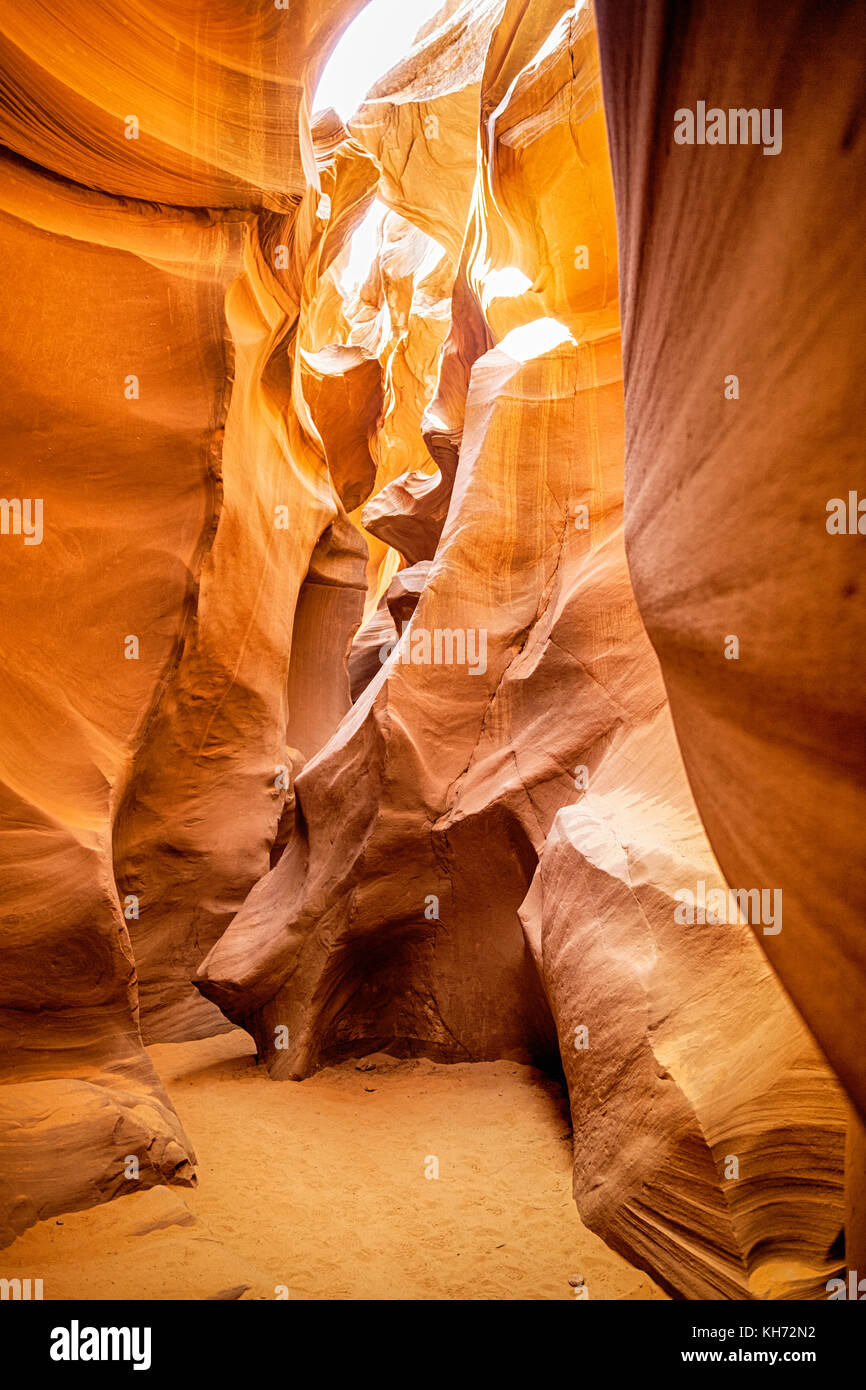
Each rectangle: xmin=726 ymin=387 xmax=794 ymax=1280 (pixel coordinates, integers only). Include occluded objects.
xmin=0 ymin=0 xmax=366 ymax=1241
xmin=1 ymin=0 xmax=859 ymax=1301
xmin=195 ymin=0 xmax=850 ymax=1299
xmin=593 ymin=0 xmax=866 ymax=1127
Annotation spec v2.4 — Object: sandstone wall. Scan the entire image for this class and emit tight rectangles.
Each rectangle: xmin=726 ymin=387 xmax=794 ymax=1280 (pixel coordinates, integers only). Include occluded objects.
xmin=0 ymin=0 xmax=366 ymax=1241
xmin=0 ymin=0 xmax=858 ymax=1299
xmin=196 ymin=0 xmax=849 ymax=1298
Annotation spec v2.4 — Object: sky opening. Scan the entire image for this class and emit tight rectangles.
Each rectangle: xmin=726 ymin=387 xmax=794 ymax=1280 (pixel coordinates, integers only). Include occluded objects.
xmin=313 ymin=0 xmax=445 ymax=123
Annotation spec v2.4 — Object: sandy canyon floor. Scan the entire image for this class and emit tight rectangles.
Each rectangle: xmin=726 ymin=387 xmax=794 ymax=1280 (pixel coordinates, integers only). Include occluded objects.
xmin=4 ymin=1031 xmax=664 ymax=1300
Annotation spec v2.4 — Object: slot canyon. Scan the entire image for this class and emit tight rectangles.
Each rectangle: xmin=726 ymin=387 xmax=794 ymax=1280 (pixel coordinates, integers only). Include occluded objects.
xmin=0 ymin=0 xmax=863 ymax=1313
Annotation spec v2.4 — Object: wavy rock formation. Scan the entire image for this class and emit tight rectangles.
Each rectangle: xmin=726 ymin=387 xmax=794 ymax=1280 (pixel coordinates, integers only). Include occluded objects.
xmin=0 ymin=0 xmax=360 ymax=208
xmin=593 ymin=0 xmax=866 ymax=1127
xmin=0 ymin=0 xmax=366 ymax=1241
xmin=0 ymin=0 xmax=859 ymax=1302
xmin=0 ymin=160 xmax=229 ymax=1245
xmin=523 ymin=751 xmax=844 ymax=1300
xmin=195 ymin=0 xmax=849 ymax=1298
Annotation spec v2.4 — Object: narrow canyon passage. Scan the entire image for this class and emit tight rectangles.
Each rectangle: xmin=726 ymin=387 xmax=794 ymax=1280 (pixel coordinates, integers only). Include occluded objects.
xmin=0 ymin=0 xmax=862 ymax=1321
xmin=3 ymin=1033 xmax=664 ymax=1300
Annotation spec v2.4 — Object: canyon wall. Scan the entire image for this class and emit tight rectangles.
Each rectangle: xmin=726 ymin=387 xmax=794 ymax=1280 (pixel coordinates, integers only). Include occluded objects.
xmin=197 ymin=0 xmax=849 ymax=1298
xmin=593 ymin=0 xmax=866 ymax=1127
xmin=1 ymin=0 xmax=860 ymax=1300
xmin=0 ymin=0 xmax=365 ymax=1243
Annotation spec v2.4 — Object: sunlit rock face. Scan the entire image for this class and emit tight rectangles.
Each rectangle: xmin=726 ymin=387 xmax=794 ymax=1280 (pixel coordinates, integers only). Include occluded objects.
xmin=0 ymin=171 xmax=231 ymax=1243
xmin=196 ymin=0 xmax=848 ymax=1299
xmin=0 ymin=0 xmax=358 ymax=207
xmin=0 ymin=0 xmax=857 ymax=1301
xmin=0 ymin=0 xmax=366 ymax=1241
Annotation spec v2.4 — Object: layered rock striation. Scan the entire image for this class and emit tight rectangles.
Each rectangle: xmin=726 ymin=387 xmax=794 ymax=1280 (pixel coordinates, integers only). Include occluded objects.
xmin=0 ymin=0 xmax=859 ymax=1300
xmin=0 ymin=0 xmax=367 ymax=1241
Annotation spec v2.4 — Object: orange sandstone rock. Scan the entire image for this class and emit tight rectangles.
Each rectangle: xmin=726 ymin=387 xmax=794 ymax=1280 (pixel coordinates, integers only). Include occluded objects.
xmin=196 ymin=0 xmax=848 ymax=1299
xmin=594 ymin=0 xmax=866 ymax=1122
xmin=0 ymin=0 xmax=366 ymax=1241
xmin=0 ymin=0 xmax=857 ymax=1304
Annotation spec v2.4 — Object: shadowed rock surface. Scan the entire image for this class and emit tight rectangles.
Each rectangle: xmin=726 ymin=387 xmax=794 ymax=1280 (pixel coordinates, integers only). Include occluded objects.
xmin=0 ymin=0 xmax=860 ymax=1300
xmin=0 ymin=0 xmax=367 ymax=1242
